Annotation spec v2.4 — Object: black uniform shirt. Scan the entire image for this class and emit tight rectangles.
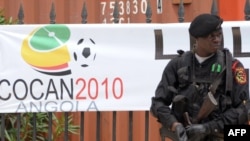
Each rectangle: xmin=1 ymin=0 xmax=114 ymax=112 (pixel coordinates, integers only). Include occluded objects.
xmin=150 ymin=50 xmax=249 ymax=133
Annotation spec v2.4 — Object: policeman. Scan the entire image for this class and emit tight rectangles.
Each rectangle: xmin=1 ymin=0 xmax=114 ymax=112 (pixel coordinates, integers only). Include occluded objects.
xmin=150 ymin=13 xmax=250 ymax=141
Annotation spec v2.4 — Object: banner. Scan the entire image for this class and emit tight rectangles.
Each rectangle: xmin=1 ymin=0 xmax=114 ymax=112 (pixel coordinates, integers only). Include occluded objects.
xmin=0 ymin=22 xmax=249 ymax=113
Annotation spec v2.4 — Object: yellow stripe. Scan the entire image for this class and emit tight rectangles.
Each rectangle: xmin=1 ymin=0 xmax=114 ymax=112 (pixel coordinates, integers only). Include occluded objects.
xmin=21 ymin=28 xmax=70 ymax=67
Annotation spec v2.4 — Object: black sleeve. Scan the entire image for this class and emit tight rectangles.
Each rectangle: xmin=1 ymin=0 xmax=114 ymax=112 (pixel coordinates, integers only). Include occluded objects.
xmin=150 ymin=57 xmax=180 ymax=129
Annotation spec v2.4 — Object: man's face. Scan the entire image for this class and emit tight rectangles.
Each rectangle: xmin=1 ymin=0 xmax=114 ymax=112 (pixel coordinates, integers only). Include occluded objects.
xmin=196 ymin=29 xmax=223 ymax=57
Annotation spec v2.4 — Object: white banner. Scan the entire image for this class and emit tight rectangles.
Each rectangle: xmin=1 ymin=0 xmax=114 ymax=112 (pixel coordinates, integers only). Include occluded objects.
xmin=0 ymin=22 xmax=249 ymax=113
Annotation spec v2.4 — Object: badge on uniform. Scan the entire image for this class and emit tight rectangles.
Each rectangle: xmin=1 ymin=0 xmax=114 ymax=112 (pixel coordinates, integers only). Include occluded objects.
xmin=234 ymin=67 xmax=247 ymax=84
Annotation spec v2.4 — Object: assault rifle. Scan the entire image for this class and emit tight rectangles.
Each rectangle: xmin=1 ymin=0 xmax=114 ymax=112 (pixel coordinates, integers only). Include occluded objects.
xmin=172 ymin=66 xmax=225 ymax=126
xmin=192 ymin=67 xmax=226 ymax=124
xmin=192 ymin=91 xmax=218 ymax=124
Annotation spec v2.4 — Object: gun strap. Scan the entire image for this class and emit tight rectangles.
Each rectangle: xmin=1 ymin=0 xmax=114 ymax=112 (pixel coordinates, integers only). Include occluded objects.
xmin=209 ymin=49 xmax=231 ymax=94
xmin=224 ymin=49 xmax=233 ymax=92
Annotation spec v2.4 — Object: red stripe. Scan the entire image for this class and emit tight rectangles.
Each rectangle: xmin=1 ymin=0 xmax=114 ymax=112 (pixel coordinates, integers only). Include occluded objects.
xmin=31 ymin=63 xmax=68 ymax=70
xmin=232 ymin=60 xmax=239 ymax=72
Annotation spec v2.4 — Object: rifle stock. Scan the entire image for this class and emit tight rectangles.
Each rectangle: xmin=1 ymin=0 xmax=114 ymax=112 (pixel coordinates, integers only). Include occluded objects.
xmin=193 ymin=91 xmax=217 ymax=123
xmin=173 ymin=92 xmax=218 ymax=125
xmin=192 ymin=67 xmax=225 ymax=123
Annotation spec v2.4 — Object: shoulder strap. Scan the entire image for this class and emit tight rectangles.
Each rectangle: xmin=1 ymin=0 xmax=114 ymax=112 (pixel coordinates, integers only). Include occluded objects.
xmin=178 ymin=50 xmax=193 ymax=64
xmin=223 ymin=48 xmax=233 ymax=92
xmin=177 ymin=50 xmax=193 ymax=72
xmin=175 ymin=50 xmax=194 ymax=86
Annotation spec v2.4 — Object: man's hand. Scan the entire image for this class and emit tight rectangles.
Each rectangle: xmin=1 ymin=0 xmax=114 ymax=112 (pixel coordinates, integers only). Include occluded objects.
xmin=175 ymin=124 xmax=188 ymax=141
xmin=186 ymin=124 xmax=210 ymax=140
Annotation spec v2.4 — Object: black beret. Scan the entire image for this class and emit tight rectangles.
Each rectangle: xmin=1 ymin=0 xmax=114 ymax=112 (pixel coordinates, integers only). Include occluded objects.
xmin=189 ymin=13 xmax=223 ymax=38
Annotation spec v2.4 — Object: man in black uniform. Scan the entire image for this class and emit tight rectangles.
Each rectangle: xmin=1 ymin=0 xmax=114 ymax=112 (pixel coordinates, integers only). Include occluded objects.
xmin=150 ymin=13 xmax=250 ymax=141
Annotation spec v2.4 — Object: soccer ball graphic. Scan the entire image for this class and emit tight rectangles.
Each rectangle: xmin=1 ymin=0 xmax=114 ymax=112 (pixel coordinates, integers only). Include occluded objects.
xmin=73 ymin=38 xmax=97 ymax=67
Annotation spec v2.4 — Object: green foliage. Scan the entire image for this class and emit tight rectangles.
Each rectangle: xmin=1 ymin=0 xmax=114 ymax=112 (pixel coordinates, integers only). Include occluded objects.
xmin=52 ymin=114 xmax=80 ymax=141
xmin=2 ymin=113 xmax=49 ymax=141
xmin=1 ymin=113 xmax=80 ymax=141
xmin=0 ymin=9 xmax=17 ymax=24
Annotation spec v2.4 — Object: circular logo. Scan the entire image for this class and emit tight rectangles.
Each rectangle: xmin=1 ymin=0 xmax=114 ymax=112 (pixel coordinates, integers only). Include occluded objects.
xmin=21 ymin=24 xmax=71 ymax=76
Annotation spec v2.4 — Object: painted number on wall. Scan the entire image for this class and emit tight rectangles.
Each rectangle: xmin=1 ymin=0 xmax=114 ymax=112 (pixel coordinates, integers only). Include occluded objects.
xmin=100 ymin=0 xmax=148 ymax=23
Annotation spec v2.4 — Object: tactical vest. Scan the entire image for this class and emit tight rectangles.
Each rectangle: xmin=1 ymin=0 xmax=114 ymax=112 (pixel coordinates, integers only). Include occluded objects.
xmin=172 ymin=49 xmax=233 ymax=124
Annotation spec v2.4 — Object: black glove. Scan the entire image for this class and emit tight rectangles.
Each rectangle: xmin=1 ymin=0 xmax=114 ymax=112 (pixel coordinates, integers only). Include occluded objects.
xmin=175 ymin=124 xmax=188 ymax=141
xmin=186 ymin=124 xmax=210 ymax=141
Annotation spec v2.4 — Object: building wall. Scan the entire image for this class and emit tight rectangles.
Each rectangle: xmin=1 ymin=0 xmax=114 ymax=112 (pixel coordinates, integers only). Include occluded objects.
xmin=0 ymin=0 xmax=247 ymax=141
xmin=0 ymin=0 xmax=246 ymax=24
